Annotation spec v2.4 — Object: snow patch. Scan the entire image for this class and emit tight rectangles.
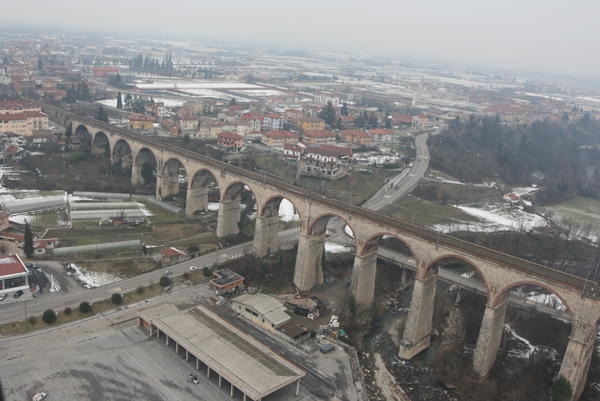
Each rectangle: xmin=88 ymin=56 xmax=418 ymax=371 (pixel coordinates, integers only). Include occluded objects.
xmin=69 ymin=263 xmax=121 ymax=288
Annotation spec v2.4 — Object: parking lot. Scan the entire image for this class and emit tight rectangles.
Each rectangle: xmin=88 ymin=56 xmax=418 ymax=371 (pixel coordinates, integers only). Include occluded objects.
xmin=0 ymin=285 xmax=357 ymax=401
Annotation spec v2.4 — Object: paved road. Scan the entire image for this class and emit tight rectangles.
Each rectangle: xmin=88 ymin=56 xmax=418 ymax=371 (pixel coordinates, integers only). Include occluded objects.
xmin=0 ymin=229 xmax=299 ymax=324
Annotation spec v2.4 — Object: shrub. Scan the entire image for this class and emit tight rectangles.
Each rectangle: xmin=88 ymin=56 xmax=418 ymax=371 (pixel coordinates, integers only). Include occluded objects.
xmin=310 ymin=330 xmax=316 ymax=339
xmin=79 ymin=301 xmax=91 ymax=313
xmin=160 ymin=276 xmax=171 ymax=287
xmin=553 ymin=375 xmax=572 ymax=401
xmin=203 ymin=266 xmax=212 ymax=277
xmin=28 ymin=316 xmax=37 ymax=325
xmin=182 ymin=272 xmax=190 ymax=279
xmin=111 ymin=293 xmax=123 ymax=305
xmin=64 ymin=307 xmax=72 ymax=315
xmin=42 ymin=309 xmax=57 ymax=324
xmin=136 ymin=285 xmax=145 ymax=294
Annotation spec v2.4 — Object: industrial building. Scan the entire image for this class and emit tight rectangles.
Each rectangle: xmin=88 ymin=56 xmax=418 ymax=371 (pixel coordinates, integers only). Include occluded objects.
xmin=137 ymin=303 xmax=305 ymax=401
xmin=0 ymin=254 xmax=29 ymax=295
xmin=210 ymin=268 xmax=244 ymax=294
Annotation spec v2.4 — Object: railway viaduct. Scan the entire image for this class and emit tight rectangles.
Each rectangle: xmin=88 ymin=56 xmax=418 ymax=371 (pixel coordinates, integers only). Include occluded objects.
xmin=45 ymin=105 xmax=600 ymax=400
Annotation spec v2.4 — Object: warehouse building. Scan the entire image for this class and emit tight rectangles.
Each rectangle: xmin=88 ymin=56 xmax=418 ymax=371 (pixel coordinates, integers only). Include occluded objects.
xmin=137 ymin=303 xmax=305 ymax=401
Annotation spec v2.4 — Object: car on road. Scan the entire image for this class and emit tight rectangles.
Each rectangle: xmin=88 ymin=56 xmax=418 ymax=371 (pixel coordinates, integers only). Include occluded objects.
xmin=394 ymin=186 xmax=400 ymax=190
xmin=188 ymin=266 xmax=198 ymax=271
xmin=13 ymin=290 xmax=23 ymax=298
xmin=0 ymin=293 xmax=7 ymax=301
xmin=163 ymin=270 xmax=172 ymax=275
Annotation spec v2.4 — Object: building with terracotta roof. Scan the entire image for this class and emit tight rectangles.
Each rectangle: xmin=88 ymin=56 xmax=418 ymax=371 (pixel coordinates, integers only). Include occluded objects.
xmin=263 ymin=113 xmax=283 ymax=131
xmin=340 ymin=129 xmax=372 ymax=145
xmin=217 ymin=131 xmax=244 ymax=152
xmin=369 ymin=128 xmax=395 ymax=143
xmin=261 ymin=130 xmax=298 ymax=148
xmin=180 ymin=117 xmax=199 ymax=132
xmin=302 ymin=129 xmax=336 ymax=145
xmin=128 ymin=114 xmax=155 ymax=130
xmin=154 ymin=247 xmax=187 ymax=266
xmin=91 ymin=67 xmax=119 ymax=78
xmin=301 ymin=143 xmax=352 ymax=177
xmin=287 ymin=116 xmax=325 ymax=133
xmin=0 ymin=100 xmax=41 ymax=114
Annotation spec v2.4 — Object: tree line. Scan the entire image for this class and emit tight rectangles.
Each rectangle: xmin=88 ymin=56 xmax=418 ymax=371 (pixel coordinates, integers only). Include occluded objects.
xmin=428 ymin=115 xmax=600 ymax=205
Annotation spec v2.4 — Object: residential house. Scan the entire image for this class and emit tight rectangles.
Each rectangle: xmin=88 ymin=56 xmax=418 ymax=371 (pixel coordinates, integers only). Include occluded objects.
xmin=32 ymin=238 xmax=57 ymax=255
xmin=146 ymin=102 xmax=167 ymax=119
xmin=369 ymin=128 xmax=395 ymax=143
xmin=91 ymin=66 xmax=119 ymax=78
xmin=160 ymin=119 xmax=179 ymax=135
xmin=284 ymin=109 xmax=303 ymax=119
xmin=302 ymin=129 xmax=336 ymax=145
xmin=240 ymin=114 xmax=262 ymax=133
xmin=128 ymin=114 xmax=154 ymax=130
xmin=281 ymin=143 xmax=303 ymax=161
xmin=180 ymin=117 xmax=199 ymax=132
xmin=261 ymin=130 xmax=299 ymax=148
xmin=210 ymin=122 xmax=226 ymax=136
xmin=154 ymin=247 xmax=187 ymax=266
xmin=218 ymin=110 xmax=238 ymax=123
xmin=176 ymin=106 xmax=193 ymax=119
xmin=340 ymin=129 xmax=372 ymax=145
xmin=288 ymin=116 xmax=325 ymax=133
xmin=218 ymin=131 xmax=244 ymax=152
xmin=339 ymin=115 xmax=355 ymax=130
xmin=314 ymin=91 xmax=340 ymax=106
xmin=183 ymin=100 xmax=204 ymax=115
xmin=263 ymin=113 xmax=283 ymax=131
xmin=0 ymin=100 xmax=41 ymax=114
xmin=302 ymin=143 xmax=353 ymax=177
xmin=0 ymin=111 xmax=48 ymax=136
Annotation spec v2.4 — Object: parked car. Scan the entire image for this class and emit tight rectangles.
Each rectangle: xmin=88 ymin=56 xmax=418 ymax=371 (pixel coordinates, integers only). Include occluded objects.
xmin=163 ymin=270 xmax=172 ymax=275
xmin=188 ymin=266 xmax=198 ymax=271
xmin=13 ymin=290 xmax=24 ymax=298
xmin=32 ymin=392 xmax=47 ymax=401
xmin=0 ymin=293 xmax=7 ymax=301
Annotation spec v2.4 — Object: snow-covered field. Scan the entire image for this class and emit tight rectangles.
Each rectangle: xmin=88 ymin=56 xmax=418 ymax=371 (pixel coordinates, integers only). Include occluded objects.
xmin=97 ymin=97 xmax=185 ymax=108
xmin=136 ymin=82 xmax=263 ymax=90
xmin=69 ymin=263 xmax=121 ymax=288
xmin=231 ymin=89 xmax=286 ymax=97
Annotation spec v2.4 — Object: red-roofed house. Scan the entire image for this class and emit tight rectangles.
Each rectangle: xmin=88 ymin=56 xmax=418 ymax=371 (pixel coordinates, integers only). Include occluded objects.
xmin=129 ymin=114 xmax=154 ymax=130
xmin=281 ymin=143 xmax=303 ymax=161
xmin=369 ymin=129 xmax=395 ymax=143
xmin=263 ymin=113 xmax=283 ymax=131
xmin=154 ymin=247 xmax=187 ymax=266
xmin=218 ymin=131 xmax=244 ymax=152
xmin=340 ymin=130 xmax=372 ymax=145
xmin=302 ymin=143 xmax=353 ymax=177
xmin=302 ymin=129 xmax=336 ymax=145
xmin=261 ymin=130 xmax=299 ymax=148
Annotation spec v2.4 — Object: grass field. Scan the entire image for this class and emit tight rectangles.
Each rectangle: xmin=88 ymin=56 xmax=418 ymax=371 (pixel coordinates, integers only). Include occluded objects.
xmin=382 ymin=195 xmax=482 ymax=227
xmin=540 ymin=196 xmax=600 ymax=230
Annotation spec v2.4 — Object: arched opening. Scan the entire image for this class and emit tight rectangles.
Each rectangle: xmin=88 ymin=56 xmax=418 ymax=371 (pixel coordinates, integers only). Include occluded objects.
xmin=471 ymin=283 xmax=573 ymax=400
xmin=133 ymin=148 xmax=157 ymax=194
xmin=187 ymin=169 xmax=219 ymax=216
xmin=221 ymin=182 xmax=255 ymax=237
xmin=112 ymin=139 xmax=132 ymax=177
xmin=74 ymin=124 xmax=89 ymax=137
xmin=91 ymin=131 xmax=109 ymax=157
xmin=159 ymin=158 xmax=187 ymax=202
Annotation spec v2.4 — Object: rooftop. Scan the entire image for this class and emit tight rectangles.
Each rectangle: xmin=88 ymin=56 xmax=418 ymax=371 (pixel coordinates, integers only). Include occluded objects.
xmin=0 ymin=254 xmax=27 ymax=276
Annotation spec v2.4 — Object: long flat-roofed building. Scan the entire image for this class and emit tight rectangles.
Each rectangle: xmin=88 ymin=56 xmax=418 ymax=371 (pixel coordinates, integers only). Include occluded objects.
xmin=137 ymin=303 xmax=305 ymax=401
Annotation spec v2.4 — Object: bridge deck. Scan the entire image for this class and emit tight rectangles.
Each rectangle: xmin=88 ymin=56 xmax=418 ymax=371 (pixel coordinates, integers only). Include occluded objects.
xmin=47 ymin=104 xmax=599 ymax=296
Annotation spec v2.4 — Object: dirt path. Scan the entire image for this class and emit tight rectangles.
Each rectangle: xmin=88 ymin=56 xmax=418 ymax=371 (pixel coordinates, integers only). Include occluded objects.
xmin=373 ymin=352 xmax=411 ymax=401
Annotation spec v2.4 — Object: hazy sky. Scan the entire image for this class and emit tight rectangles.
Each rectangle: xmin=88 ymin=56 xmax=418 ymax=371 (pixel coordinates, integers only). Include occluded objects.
xmin=2 ymin=0 xmax=599 ymax=77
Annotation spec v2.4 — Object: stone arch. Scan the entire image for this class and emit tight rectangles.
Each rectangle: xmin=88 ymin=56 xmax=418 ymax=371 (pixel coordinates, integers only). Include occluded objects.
xmin=132 ymin=147 xmax=157 ymax=189
xmin=308 ymin=213 xmax=353 ymax=240
xmin=74 ymin=123 xmax=89 ymax=136
xmin=186 ymin=168 xmax=219 ymax=216
xmin=92 ymin=131 xmax=110 ymax=157
xmin=190 ymin=169 xmax=218 ymax=190
xmin=260 ymin=195 xmax=302 ymax=221
xmin=112 ymin=139 xmax=133 ymax=170
xmin=359 ymin=232 xmax=418 ymax=258
xmin=493 ymin=280 xmax=574 ymax=327
xmin=222 ymin=180 xmax=254 ymax=202
xmin=160 ymin=157 xmax=187 ymax=199
xmin=425 ymin=253 xmax=491 ymax=302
